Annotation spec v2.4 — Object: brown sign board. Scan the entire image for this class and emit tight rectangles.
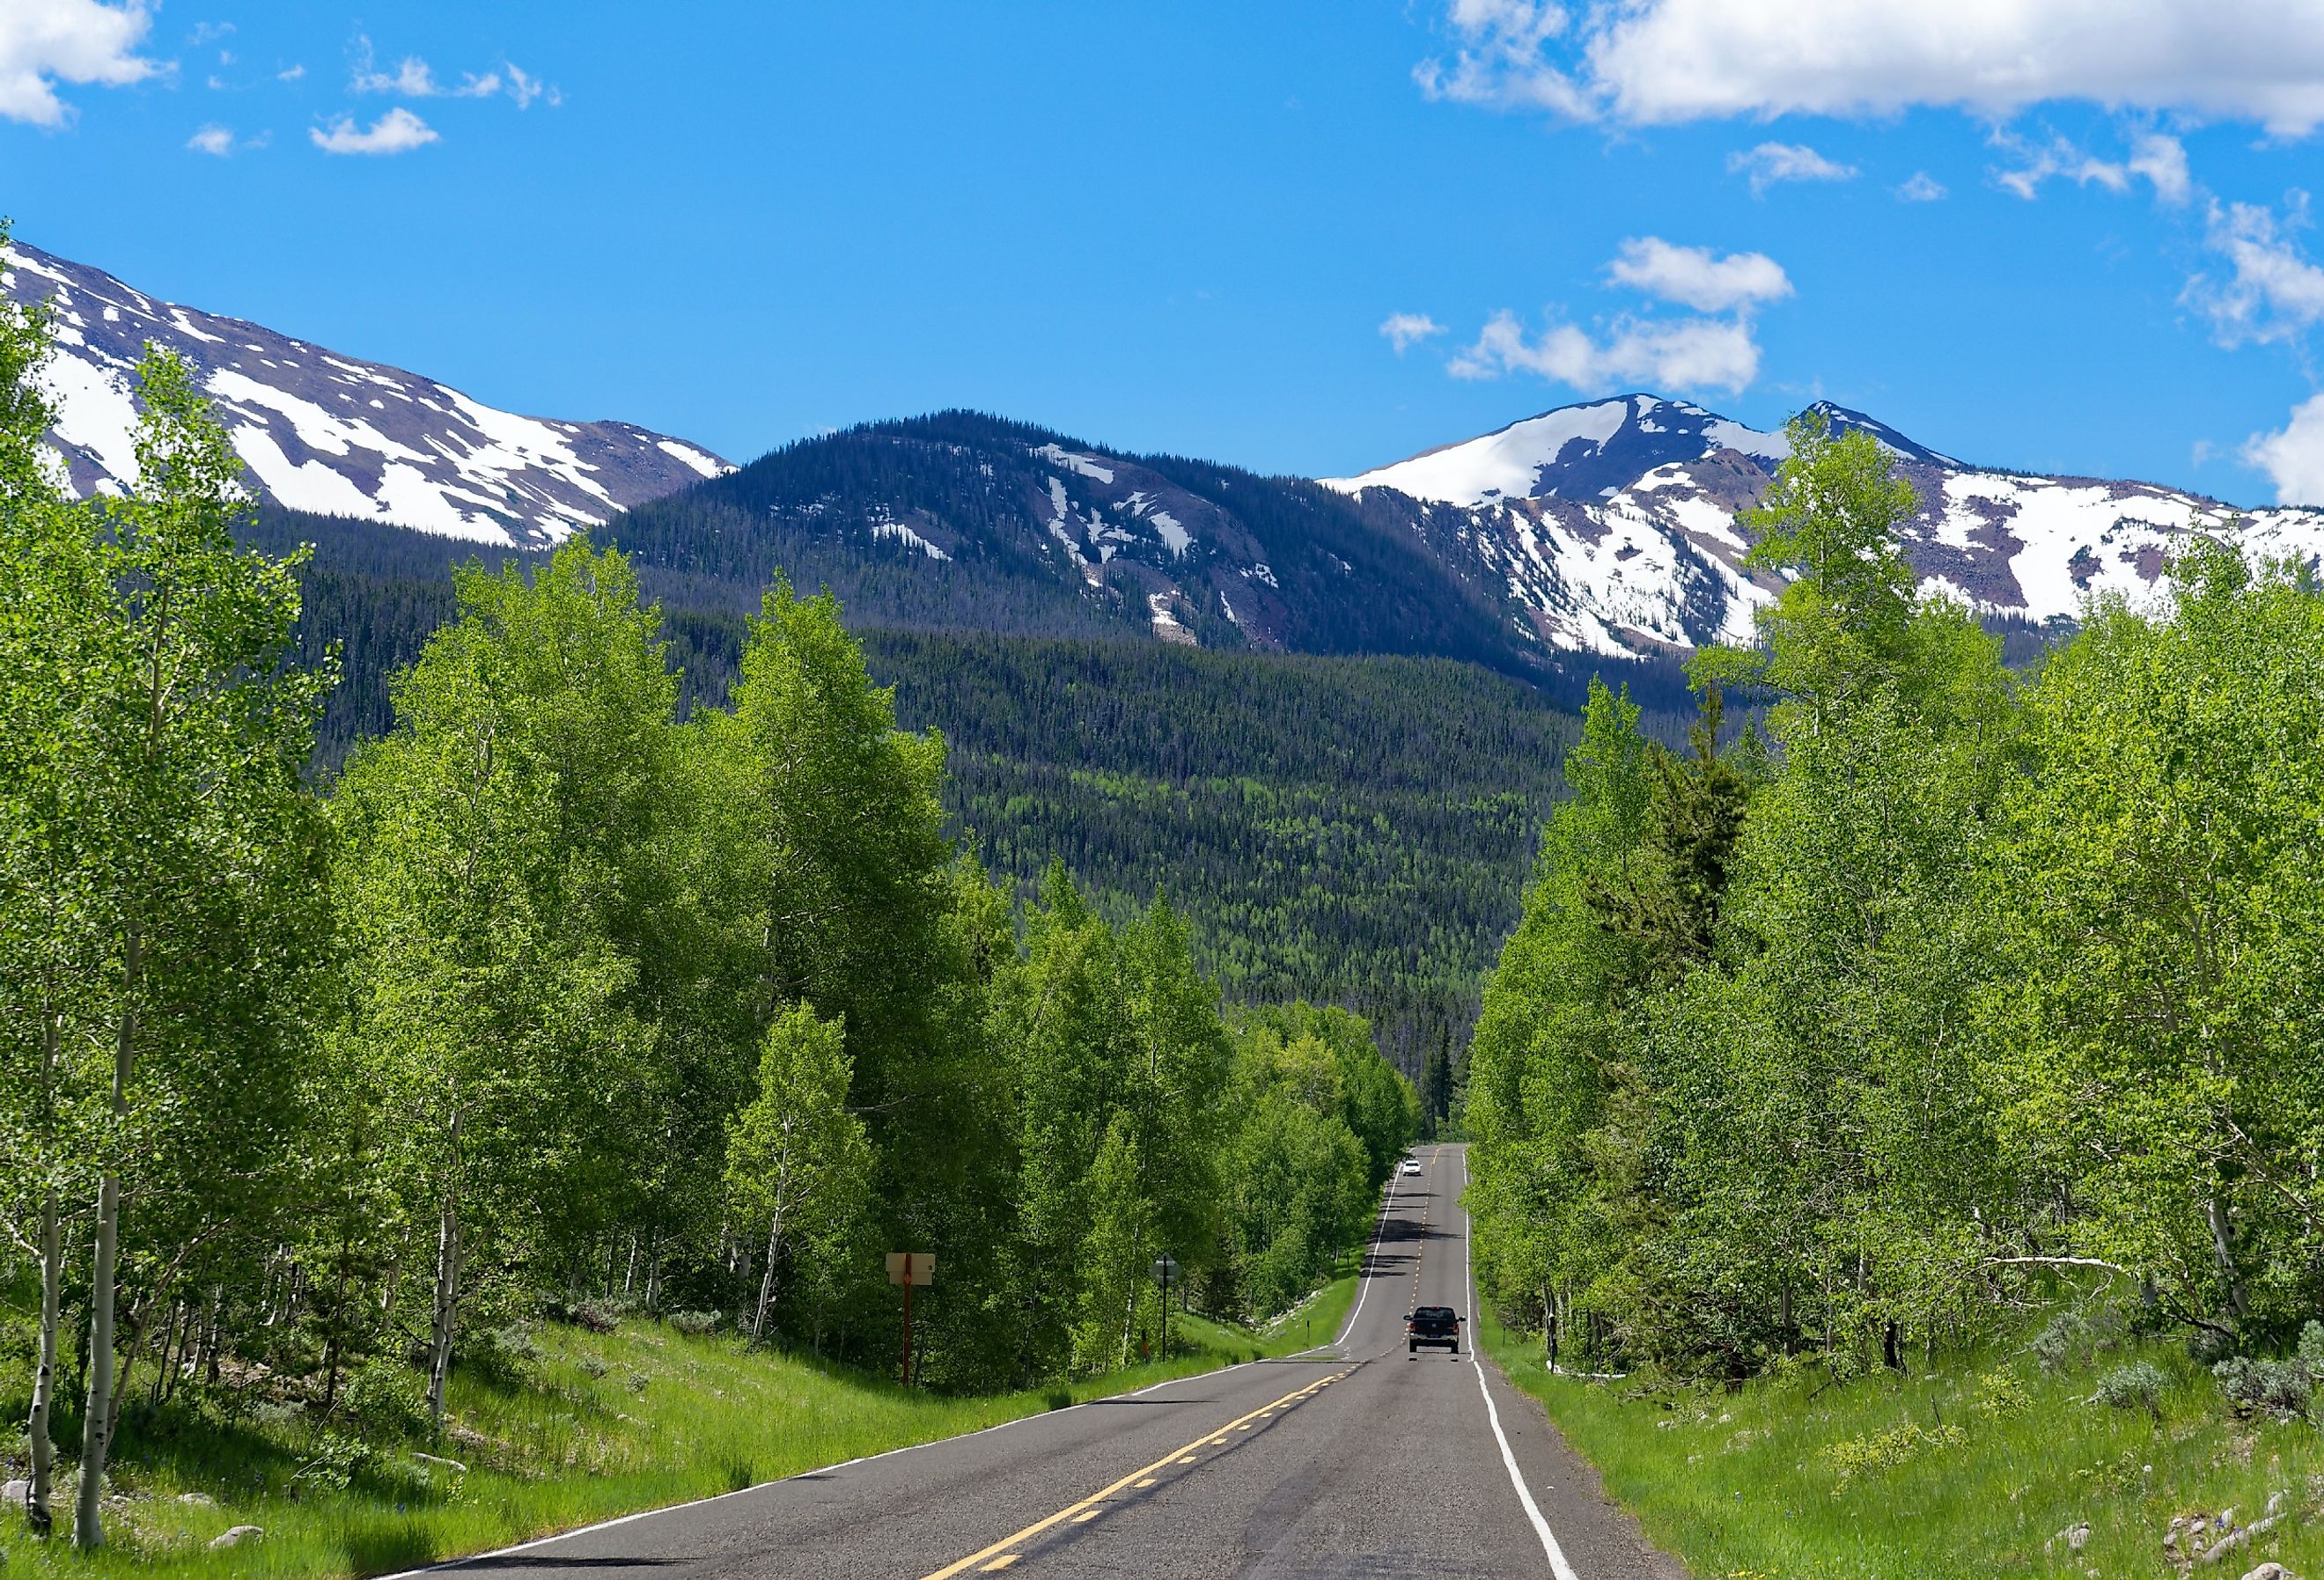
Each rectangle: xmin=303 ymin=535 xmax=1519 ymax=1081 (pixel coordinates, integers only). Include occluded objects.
xmin=886 ymin=1252 xmax=935 ymax=1287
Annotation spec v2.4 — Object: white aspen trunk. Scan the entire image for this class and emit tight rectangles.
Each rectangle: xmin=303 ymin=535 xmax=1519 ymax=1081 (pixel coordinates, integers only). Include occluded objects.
xmin=752 ymin=1206 xmax=785 ymax=1342
xmin=74 ymin=1172 xmax=119 ymax=1548
xmin=76 ymin=915 xmax=137 ymax=1551
xmin=1121 ymin=1219 xmax=1144 ymax=1371
xmin=425 ymin=1107 xmax=464 ymax=1435
xmin=426 ymin=1180 xmax=461 ymax=1434
xmin=623 ymin=1233 xmax=638 ymax=1297
xmin=2207 ymin=1195 xmax=2247 ymax=1319
xmin=27 ymin=1182 xmax=59 ymax=1537
xmin=28 ymin=988 xmax=62 ymax=1538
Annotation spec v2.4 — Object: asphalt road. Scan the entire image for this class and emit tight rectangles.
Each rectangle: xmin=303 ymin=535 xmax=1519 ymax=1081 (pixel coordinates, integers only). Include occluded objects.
xmin=425 ymin=1144 xmax=1685 ymax=1578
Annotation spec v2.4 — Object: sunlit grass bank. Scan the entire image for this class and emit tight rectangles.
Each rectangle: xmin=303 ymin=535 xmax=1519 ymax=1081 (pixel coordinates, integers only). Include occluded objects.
xmin=1 ymin=1275 xmax=1353 ymax=1580
xmin=1484 ymin=1312 xmax=2324 ymax=1578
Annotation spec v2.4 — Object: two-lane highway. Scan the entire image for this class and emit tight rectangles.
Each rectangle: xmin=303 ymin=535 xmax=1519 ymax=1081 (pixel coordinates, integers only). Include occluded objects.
xmin=421 ymin=1146 xmax=1684 ymax=1578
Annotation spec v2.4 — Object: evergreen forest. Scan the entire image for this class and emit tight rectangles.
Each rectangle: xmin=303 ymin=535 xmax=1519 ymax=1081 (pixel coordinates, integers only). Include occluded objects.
xmin=254 ymin=501 xmax=1590 ymax=1090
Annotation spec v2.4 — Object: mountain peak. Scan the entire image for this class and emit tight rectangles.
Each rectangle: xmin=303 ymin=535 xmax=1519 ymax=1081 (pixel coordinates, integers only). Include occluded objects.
xmin=1802 ymin=401 xmax=1961 ymax=469
xmin=1323 ymin=392 xmax=1783 ymax=509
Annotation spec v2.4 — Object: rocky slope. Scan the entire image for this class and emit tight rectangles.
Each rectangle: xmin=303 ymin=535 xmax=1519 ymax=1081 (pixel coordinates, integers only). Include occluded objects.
xmin=4 ymin=239 xmax=728 ymax=547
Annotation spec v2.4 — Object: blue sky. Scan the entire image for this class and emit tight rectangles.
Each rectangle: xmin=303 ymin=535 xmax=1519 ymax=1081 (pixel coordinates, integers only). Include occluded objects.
xmin=11 ymin=1 xmax=2324 ymax=503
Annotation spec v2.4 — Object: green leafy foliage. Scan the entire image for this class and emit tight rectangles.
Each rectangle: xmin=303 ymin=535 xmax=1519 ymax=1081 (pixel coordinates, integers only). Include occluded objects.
xmin=1469 ymin=407 xmax=2324 ymax=1407
xmin=0 ymin=301 xmax=1418 ymax=1541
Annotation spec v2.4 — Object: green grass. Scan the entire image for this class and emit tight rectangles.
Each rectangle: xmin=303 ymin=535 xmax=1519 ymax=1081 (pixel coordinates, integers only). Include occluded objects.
xmin=0 ymin=1275 xmax=1355 ymax=1580
xmin=1482 ymin=1311 xmax=2324 ymax=1579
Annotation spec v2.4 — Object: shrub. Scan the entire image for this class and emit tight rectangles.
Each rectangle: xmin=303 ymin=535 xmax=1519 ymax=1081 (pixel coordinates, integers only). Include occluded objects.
xmin=1975 ymin=1371 xmax=2034 ymax=1417
xmin=342 ymin=1360 xmax=431 ymax=1442
xmin=291 ymin=1430 xmax=373 ymax=1492
xmin=2298 ymin=1319 xmax=2324 ymax=1380
xmin=565 ymin=1298 xmax=625 ymax=1334
xmin=1820 ymin=1422 xmax=1966 ymax=1490
xmin=2033 ymin=1305 xmax=2124 ymax=1374
xmin=666 ymin=1310 xmax=723 ymax=1337
xmin=463 ymin=1323 xmax=541 ymax=1385
xmin=2214 ymin=1355 xmax=2311 ymax=1421
xmin=2091 ymin=1360 xmax=2166 ymax=1414
xmin=575 ymin=1356 xmax=610 ymax=1379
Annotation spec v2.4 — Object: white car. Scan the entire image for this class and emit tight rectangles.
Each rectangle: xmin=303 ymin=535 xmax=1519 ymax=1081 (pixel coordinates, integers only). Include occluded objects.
xmin=1400 ymin=1158 xmax=1423 ymax=1176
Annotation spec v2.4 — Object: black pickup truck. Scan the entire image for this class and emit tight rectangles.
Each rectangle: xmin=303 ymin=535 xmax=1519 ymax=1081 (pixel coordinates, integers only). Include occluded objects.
xmin=1406 ymin=1305 xmax=1461 ymax=1355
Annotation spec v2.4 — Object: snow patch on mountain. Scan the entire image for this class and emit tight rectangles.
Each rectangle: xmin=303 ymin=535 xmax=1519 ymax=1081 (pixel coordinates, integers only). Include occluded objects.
xmin=4 ymin=240 xmax=731 ymax=547
xmin=1334 ymin=396 xmax=2324 ymax=658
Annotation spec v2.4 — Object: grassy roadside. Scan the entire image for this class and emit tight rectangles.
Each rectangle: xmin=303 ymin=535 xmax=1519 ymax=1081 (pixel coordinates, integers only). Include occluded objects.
xmin=0 ymin=1275 xmax=1356 ymax=1580
xmin=1480 ymin=1310 xmax=2324 ymax=1579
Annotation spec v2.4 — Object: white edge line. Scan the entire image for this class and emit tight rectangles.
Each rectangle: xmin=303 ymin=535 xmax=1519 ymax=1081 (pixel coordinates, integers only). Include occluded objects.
xmin=1460 ymin=1144 xmax=1582 ymax=1580
xmin=382 ymin=1172 xmax=1409 ymax=1577
xmin=1327 ymin=1165 xmax=1400 ymax=1349
xmin=374 ymin=1355 xmax=1278 ymax=1580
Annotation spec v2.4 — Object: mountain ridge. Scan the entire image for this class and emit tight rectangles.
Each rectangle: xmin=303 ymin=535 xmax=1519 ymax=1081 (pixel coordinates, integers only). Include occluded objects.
xmin=14 ymin=237 xmax=2321 ymax=672
xmin=3 ymin=239 xmax=730 ymax=547
xmin=1326 ymin=392 xmax=2324 ymax=657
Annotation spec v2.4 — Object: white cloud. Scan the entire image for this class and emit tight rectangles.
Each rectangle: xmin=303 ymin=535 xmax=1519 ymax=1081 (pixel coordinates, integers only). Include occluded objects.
xmin=277 ymin=63 xmax=305 ymax=82
xmin=0 ymin=0 xmax=155 ymax=126
xmin=1990 ymin=130 xmax=2191 ymax=204
xmin=1606 ymin=237 xmax=1791 ymax=313
xmin=1727 ymin=141 xmax=1857 ymax=195
xmin=2129 ymin=132 xmax=2193 ymax=204
xmin=1896 ymin=172 xmax=1947 ymax=202
xmin=2245 ymin=393 xmax=2324 ymax=503
xmin=1413 ymin=1 xmax=1589 ymax=116
xmin=310 ymin=107 xmax=438 ymax=155
xmin=2187 ymin=196 xmax=2324 ymax=346
xmin=503 ymin=62 xmax=557 ymax=109
xmin=1379 ymin=312 xmax=1446 ymax=353
xmin=1416 ymin=1 xmax=2324 ymax=134
xmin=1450 ymin=311 xmax=1763 ymax=393
xmin=349 ymin=35 xmax=556 ymax=107
xmin=188 ymin=122 xmax=265 ymax=156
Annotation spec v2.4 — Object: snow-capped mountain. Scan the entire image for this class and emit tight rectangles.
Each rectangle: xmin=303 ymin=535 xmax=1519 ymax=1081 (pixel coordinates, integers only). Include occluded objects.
xmin=4 ymin=241 xmax=729 ymax=547
xmin=1327 ymin=394 xmax=2324 ymax=658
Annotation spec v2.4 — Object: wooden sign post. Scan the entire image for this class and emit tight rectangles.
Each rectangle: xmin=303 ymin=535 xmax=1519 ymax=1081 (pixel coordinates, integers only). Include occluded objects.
xmin=886 ymin=1252 xmax=934 ymax=1386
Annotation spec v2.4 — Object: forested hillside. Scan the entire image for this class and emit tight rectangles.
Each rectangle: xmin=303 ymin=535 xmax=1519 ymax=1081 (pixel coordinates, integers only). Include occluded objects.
xmin=0 ymin=306 xmax=1416 ymax=1548
xmin=252 ymin=502 xmax=1582 ymax=1087
xmin=602 ymin=409 xmax=1551 ymax=676
xmin=1468 ymin=412 xmax=2324 ymax=1400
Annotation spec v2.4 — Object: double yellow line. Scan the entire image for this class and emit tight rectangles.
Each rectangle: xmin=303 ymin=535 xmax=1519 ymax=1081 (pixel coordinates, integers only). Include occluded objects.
xmin=918 ymin=1365 xmax=1356 ymax=1578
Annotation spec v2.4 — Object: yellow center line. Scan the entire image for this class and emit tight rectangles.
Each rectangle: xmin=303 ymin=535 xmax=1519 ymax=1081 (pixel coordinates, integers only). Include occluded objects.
xmin=977 ymin=1560 xmax=1020 ymax=1573
xmin=916 ymin=1368 xmax=1354 ymax=1579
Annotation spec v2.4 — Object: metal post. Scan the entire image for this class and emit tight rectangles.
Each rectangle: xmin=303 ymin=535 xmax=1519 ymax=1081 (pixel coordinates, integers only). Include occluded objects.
xmin=901 ymin=1273 xmax=913 ymax=1387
